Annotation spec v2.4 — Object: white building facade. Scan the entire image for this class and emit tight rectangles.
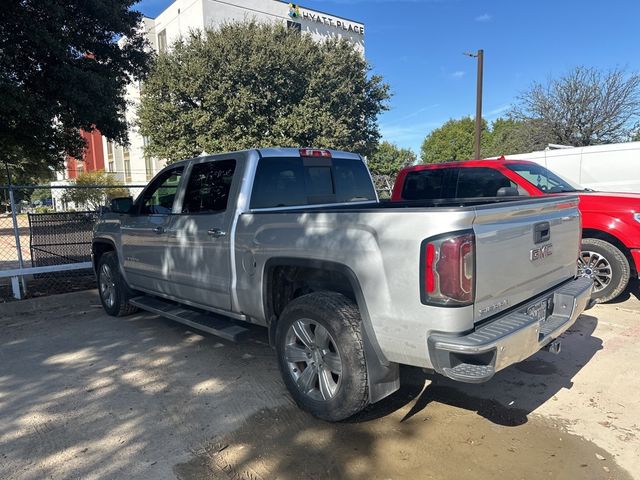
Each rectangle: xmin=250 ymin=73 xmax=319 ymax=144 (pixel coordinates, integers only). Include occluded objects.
xmin=104 ymin=0 xmax=365 ymax=184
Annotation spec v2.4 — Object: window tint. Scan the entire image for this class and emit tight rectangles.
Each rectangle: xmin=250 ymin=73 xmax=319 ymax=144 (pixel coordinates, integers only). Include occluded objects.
xmin=401 ymin=169 xmax=448 ymax=200
xmin=250 ymin=157 xmax=376 ymax=209
xmin=250 ymin=158 xmax=306 ymax=208
xmin=334 ymin=160 xmax=377 ymax=202
xmin=140 ymin=167 xmax=184 ymax=214
xmin=306 ymin=166 xmax=333 ymax=196
xmin=455 ymin=167 xmax=520 ymax=197
xmin=182 ymin=160 xmax=236 ymax=214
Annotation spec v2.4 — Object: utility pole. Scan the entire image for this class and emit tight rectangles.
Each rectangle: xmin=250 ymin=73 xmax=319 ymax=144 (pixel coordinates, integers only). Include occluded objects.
xmin=464 ymin=49 xmax=484 ymax=159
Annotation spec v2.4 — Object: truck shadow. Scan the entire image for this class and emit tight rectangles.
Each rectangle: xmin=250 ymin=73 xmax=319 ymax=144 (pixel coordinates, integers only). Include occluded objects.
xmin=352 ymin=313 xmax=602 ymax=427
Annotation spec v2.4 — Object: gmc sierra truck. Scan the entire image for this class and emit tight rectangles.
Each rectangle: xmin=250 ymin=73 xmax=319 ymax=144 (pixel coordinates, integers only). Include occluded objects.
xmin=92 ymin=148 xmax=592 ymax=421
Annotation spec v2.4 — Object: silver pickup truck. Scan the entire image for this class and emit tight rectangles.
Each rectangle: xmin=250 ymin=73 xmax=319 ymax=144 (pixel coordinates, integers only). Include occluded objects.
xmin=92 ymin=148 xmax=592 ymax=421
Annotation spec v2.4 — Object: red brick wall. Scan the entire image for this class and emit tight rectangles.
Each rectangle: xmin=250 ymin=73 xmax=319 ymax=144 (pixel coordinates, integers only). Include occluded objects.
xmin=65 ymin=129 xmax=105 ymax=179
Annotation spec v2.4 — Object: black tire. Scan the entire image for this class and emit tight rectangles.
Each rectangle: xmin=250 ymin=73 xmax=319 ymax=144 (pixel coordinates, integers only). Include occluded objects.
xmin=579 ymin=238 xmax=630 ymax=303
xmin=97 ymin=251 xmax=139 ymax=317
xmin=275 ymin=292 xmax=368 ymax=422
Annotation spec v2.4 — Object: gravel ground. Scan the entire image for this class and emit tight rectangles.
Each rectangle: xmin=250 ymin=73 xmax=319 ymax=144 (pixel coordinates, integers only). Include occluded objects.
xmin=0 ymin=285 xmax=638 ymax=480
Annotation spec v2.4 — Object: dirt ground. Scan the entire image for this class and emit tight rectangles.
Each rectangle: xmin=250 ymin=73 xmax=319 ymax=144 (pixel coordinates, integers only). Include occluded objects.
xmin=1 ymin=285 xmax=638 ymax=480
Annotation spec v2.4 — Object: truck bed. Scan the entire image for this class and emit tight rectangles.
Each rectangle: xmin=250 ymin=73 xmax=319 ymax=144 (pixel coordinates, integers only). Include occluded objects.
xmin=247 ymin=195 xmax=565 ymax=213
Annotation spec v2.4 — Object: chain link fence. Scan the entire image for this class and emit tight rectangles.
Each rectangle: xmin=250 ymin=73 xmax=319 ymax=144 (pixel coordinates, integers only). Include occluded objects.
xmin=0 ymin=184 xmax=144 ymax=302
xmin=0 ymin=174 xmax=400 ymax=302
xmin=371 ymin=173 xmax=396 ymax=199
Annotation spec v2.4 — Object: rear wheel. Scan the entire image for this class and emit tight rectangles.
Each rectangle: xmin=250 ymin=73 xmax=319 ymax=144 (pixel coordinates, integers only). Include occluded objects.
xmin=97 ymin=252 xmax=139 ymax=316
xmin=578 ymin=238 xmax=630 ymax=303
xmin=275 ymin=292 xmax=368 ymax=422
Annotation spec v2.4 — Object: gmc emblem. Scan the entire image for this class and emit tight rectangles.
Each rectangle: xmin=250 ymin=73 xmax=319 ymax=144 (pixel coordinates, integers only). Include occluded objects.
xmin=530 ymin=243 xmax=553 ymax=262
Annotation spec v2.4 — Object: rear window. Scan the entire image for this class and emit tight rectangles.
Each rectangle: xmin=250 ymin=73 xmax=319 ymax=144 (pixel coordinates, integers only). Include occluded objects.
xmin=250 ymin=157 xmax=376 ymax=209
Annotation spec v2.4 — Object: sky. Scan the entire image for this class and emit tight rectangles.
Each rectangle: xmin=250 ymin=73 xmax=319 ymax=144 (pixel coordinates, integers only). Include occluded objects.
xmin=136 ymin=0 xmax=640 ymax=154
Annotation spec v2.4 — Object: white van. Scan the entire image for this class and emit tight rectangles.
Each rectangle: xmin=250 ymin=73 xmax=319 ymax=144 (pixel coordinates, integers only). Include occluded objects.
xmin=496 ymin=141 xmax=640 ymax=193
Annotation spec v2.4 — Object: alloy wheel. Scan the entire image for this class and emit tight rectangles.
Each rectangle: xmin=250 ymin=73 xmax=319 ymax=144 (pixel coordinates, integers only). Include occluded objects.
xmin=284 ymin=319 xmax=343 ymax=401
xmin=99 ymin=263 xmax=116 ymax=308
xmin=578 ymin=250 xmax=612 ymax=293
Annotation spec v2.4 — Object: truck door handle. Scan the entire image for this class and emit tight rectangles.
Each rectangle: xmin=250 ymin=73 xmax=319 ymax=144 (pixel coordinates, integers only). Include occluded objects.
xmin=207 ymin=228 xmax=227 ymax=238
xmin=152 ymin=226 xmax=165 ymax=234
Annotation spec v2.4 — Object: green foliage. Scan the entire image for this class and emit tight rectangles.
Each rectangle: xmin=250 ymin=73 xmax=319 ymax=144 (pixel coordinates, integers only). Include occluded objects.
xmin=368 ymin=141 xmax=416 ymax=198
xmin=483 ymin=117 xmax=550 ymax=157
xmin=35 ymin=206 xmax=54 ymax=214
xmin=0 ymin=0 xmax=150 ymax=171
xmin=30 ymin=187 xmax=52 ymax=204
xmin=420 ymin=117 xmax=490 ymax=163
xmin=420 ymin=116 xmax=557 ymax=163
xmin=138 ymin=22 xmax=390 ymax=163
xmin=368 ymin=141 xmax=416 ymax=176
xmin=63 ymin=171 xmax=130 ymax=211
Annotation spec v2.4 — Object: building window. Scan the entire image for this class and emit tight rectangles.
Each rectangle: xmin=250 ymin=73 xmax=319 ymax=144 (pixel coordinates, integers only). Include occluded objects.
xmin=158 ymin=29 xmax=167 ymax=53
xmin=107 ymin=141 xmax=115 ymax=172
xmin=123 ymin=146 xmax=132 ymax=183
xmin=143 ymin=136 xmax=154 ymax=181
xmin=145 ymin=156 xmax=154 ymax=181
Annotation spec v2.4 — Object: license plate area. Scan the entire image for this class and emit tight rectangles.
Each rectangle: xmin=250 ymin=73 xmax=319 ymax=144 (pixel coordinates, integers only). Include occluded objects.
xmin=525 ymin=297 xmax=553 ymax=323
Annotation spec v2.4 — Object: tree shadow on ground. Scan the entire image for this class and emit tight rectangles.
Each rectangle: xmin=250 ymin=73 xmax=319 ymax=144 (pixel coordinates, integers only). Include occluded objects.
xmin=173 ymin=314 xmax=622 ymax=480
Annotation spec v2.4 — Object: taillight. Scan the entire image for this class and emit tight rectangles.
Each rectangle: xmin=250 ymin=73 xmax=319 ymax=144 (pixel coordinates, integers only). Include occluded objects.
xmin=299 ymin=148 xmax=332 ymax=158
xmin=420 ymin=231 xmax=475 ymax=306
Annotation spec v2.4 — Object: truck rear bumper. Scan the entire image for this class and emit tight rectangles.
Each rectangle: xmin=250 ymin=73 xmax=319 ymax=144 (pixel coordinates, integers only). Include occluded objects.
xmin=427 ymin=276 xmax=593 ymax=383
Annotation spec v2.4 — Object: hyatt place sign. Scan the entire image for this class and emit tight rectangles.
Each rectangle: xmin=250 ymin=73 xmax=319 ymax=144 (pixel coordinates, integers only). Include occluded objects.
xmin=288 ymin=3 xmax=364 ymax=36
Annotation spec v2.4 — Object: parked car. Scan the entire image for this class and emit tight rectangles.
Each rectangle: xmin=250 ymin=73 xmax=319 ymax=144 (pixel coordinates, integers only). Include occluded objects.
xmin=392 ymin=158 xmax=640 ymax=302
xmin=92 ymin=148 xmax=591 ymax=421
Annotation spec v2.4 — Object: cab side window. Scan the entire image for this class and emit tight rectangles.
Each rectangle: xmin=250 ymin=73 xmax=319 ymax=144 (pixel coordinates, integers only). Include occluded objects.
xmin=139 ymin=167 xmax=184 ymax=215
xmin=455 ymin=167 xmax=521 ymax=197
xmin=182 ymin=160 xmax=236 ymax=214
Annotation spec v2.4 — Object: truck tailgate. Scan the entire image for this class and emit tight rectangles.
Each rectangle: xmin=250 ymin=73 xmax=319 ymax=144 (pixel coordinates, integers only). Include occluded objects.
xmin=472 ymin=196 xmax=580 ymax=323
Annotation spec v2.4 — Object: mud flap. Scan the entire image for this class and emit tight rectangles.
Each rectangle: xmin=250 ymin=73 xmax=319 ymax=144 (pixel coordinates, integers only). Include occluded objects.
xmin=362 ymin=326 xmax=400 ymax=404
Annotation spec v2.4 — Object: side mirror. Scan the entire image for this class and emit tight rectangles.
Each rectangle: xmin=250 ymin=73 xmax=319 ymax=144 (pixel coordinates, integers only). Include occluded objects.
xmin=497 ymin=187 xmax=520 ymax=197
xmin=111 ymin=196 xmax=134 ymax=214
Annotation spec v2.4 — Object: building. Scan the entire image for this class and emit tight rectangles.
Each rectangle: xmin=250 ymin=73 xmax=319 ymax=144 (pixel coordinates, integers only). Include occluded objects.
xmin=62 ymin=0 xmax=365 ymax=187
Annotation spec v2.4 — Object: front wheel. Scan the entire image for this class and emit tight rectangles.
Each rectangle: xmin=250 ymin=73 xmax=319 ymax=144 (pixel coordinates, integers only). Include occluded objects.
xmin=97 ymin=252 xmax=139 ymax=317
xmin=578 ymin=238 xmax=630 ymax=303
xmin=275 ymin=292 xmax=369 ymax=422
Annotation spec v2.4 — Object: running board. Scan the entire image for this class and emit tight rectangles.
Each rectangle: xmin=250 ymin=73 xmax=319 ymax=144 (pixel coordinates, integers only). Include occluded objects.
xmin=129 ymin=296 xmax=250 ymax=343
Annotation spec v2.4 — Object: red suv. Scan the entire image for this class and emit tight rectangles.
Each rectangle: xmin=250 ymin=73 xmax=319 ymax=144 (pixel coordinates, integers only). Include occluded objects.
xmin=392 ymin=159 xmax=640 ymax=302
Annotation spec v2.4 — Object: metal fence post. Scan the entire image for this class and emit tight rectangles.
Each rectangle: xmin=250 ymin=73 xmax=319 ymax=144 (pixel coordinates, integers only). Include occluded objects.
xmin=5 ymin=161 xmax=28 ymax=299
xmin=9 ymin=185 xmax=27 ymax=299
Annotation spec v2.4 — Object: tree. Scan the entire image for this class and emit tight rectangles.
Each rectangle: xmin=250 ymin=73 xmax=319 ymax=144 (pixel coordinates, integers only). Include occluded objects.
xmin=367 ymin=141 xmax=416 ymax=197
xmin=0 ymin=1 xmax=150 ymax=172
xmin=30 ymin=186 xmax=53 ymax=205
xmin=511 ymin=67 xmax=640 ymax=146
xmin=484 ymin=117 xmax=549 ymax=157
xmin=138 ymin=22 xmax=390 ymax=163
xmin=420 ymin=117 xmax=490 ymax=163
xmin=62 ymin=171 xmax=129 ymax=210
